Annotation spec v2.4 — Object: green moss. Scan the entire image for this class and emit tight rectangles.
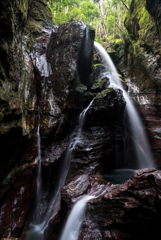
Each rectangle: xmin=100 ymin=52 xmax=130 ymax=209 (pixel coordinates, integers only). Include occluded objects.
xmin=139 ymin=7 xmax=149 ymax=25
xmin=92 ymin=77 xmax=106 ymax=90
xmin=19 ymin=0 xmax=28 ymax=23
xmin=95 ymin=88 xmax=113 ymax=99
xmin=93 ymin=63 xmax=103 ymax=71
xmin=106 ymin=48 xmax=116 ymax=53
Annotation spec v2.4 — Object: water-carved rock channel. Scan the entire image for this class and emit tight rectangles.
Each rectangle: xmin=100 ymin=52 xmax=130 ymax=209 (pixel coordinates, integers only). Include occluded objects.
xmin=0 ymin=2 xmax=161 ymax=240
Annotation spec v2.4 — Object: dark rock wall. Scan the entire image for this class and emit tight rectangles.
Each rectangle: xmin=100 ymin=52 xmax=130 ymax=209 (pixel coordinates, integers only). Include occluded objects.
xmin=116 ymin=0 xmax=161 ymax=166
xmin=0 ymin=0 xmax=53 ymax=183
xmin=0 ymin=0 xmax=52 ymax=238
xmin=0 ymin=0 xmax=96 ymax=236
xmin=146 ymin=0 xmax=161 ymax=40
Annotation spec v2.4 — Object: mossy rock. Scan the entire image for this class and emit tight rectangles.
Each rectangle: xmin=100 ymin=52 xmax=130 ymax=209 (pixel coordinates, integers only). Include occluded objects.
xmin=91 ymin=76 xmax=109 ymax=93
xmin=90 ymin=63 xmax=107 ymax=87
xmin=124 ymin=0 xmax=159 ymax=50
xmin=95 ymin=88 xmax=113 ymax=99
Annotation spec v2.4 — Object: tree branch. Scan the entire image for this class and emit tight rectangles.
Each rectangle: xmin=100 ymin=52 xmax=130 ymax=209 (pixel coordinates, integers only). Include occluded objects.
xmin=121 ymin=0 xmax=128 ymax=10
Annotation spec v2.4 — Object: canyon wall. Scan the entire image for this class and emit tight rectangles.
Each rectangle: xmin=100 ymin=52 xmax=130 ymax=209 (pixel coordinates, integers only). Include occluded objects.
xmin=115 ymin=0 xmax=161 ymax=166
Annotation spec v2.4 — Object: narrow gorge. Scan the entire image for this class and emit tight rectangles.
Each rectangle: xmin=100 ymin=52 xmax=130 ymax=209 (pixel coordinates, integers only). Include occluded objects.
xmin=0 ymin=0 xmax=161 ymax=240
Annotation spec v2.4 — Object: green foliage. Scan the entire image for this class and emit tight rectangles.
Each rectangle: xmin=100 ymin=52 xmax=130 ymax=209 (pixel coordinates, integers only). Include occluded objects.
xmin=47 ymin=0 xmax=132 ymax=46
xmin=80 ymin=0 xmax=100 ymax=21
xmin=47 ymin=0 xmax=100 ymax=27
xmin=68 ymin=7 xmax=86 ymax=22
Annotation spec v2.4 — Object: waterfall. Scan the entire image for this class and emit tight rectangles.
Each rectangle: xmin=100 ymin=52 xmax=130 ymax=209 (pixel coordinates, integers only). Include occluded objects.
xmin=70 ymin=99 xmax=94 ymax=151
xmin=25 ymin=100 xmax=94 ymax=239
xmin=94 ymin=41 xmax=154 ymax=169
xmin=36 ymin=106 xmax=42 ymax=194
xmin=59 ymin=195 xmax=94 ymax=240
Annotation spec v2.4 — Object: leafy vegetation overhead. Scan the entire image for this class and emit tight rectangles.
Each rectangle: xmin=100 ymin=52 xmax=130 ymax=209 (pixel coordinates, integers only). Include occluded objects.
xmin=47 ymin=0 xmax=132 ymax=45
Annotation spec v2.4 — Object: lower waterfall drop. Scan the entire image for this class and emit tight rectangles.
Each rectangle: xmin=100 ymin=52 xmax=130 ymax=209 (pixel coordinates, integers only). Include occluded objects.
xmin=25 ymin=100 xmax=94 ymax=240
xmin=94 ymin=41 xmax=154 ymax=169
xmin=59 ymin=195 xmax=94 ymax=240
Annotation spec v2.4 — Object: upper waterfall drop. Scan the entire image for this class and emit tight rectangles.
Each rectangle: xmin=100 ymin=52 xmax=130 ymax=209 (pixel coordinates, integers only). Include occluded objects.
xmin=94 ymin=41 xmax=154 ymax=169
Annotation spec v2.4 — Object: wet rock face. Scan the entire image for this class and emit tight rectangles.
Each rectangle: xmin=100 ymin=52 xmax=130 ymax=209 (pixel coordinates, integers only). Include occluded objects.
xmin=41 ymin=22 xmax=94 ymax=140
xmin=0 ymin=0 xmax=53 ymax=182
xmin=37 ymin=22 xmax=95 ymax=166
xmin=0 ymin=0 xmax=54 ymax=237
xmin=0 ymin=1 xmax=95 ymax=235
xmin=144 ymin=0 xmax=161 ymax=163
xmin=117 ymin=0 xmax=161 ymax=166
xmin=49 ymin=76 xmax=126 ymax=239
xmin=65 ymin=87 xmax=126 ymax=180
xmin=146 ymin=0 xmax=161 ymax=40
xmin=61 ymin=168 xmax=161 ymax=240
xmin=0 ymin=154 xmax=37 ymax=239
xmin=86 ymin=88 xmax=125 ymax=126
xmin=77 ymin=25 xmax=95 ymax=86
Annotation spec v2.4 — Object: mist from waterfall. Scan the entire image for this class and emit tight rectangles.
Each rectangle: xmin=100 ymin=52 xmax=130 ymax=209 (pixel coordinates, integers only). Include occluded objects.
xmin=94 ymin=41 xmax=154 ymax=169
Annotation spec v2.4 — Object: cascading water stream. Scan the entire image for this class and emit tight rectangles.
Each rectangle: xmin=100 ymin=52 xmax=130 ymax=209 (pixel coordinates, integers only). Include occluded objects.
xmin=94 ymin=41 xmax=154 ymax=169
xmin=25 ymin=99 xmax=94 ymax=239
xmin=33 ymin=106 xmax=43 ymax=226
xmin=70 ymin=99 xmax=94 ymax=151
xmin=59 ymin=195 xmax=94 ymax=240
xmin=37 ymin=106 xmax=42 ymax=195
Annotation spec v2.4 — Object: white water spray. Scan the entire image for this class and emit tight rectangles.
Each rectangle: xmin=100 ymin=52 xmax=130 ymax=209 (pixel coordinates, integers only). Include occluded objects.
xmin=60 ymin=195 xmax=94 ymax=240
xmin=94 ymin=41 xmax=154 ymax=169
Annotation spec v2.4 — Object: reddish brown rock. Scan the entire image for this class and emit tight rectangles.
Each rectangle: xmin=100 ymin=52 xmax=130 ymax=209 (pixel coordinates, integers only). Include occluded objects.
xmin=61 ymin=168 xmax=161 ymax=240
xmin=139 ymin=105 xmax=161 ymax=166
xmin=0 ymin=149 xmax=37 ymax=238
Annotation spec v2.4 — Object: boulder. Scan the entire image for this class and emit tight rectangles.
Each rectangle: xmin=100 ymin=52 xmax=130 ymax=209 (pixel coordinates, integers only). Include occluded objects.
xmin=61 ymin=168 xmax=161 ymax=240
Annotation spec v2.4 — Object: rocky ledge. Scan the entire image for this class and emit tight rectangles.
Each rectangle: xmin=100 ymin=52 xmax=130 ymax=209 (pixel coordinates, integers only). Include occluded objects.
xmin=61 ymin=168 xmax=161 ymax=240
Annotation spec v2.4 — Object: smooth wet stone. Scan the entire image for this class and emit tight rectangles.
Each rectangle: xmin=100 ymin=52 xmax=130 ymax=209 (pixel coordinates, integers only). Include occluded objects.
xmin=61 ymin=168 xmax=161 ymax=240
xmin=86 ymin=88 xmax=125 ymax=126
